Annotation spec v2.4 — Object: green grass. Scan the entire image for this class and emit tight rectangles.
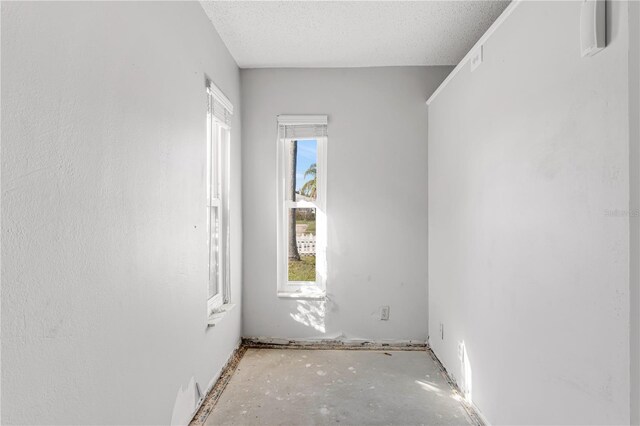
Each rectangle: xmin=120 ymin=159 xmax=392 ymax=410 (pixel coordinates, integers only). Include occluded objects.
xmin=288 ymin=256 xmax=316 ymax=281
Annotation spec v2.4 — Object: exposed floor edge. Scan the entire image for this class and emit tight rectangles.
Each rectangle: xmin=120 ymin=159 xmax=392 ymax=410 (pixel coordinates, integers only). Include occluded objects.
xmin=189 ymin=343 xmax=248 ymax=426
xmin=242 ymin=337 xmax=427 ymax=350
xmin=426 ymin=348 xmax=487 ymax=426
xmin=190 ymin=341 xmax=484 ymax=426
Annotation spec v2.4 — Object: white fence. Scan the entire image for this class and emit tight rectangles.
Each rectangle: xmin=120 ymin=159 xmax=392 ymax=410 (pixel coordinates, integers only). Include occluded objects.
xmin=297 ymin=233 xmax=316 ymax=256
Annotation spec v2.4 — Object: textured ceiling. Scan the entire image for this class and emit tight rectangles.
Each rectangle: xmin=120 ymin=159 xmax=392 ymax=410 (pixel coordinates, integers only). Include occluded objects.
xmin=200 ymin=1 xmax=510 ymax=68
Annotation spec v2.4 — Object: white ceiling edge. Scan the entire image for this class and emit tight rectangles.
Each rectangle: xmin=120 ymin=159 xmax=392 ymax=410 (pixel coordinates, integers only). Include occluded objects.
xmin=427 ymin=0 xmax=521 ymax=105
xmin=200 ymin=1 xmax=511 ymax=69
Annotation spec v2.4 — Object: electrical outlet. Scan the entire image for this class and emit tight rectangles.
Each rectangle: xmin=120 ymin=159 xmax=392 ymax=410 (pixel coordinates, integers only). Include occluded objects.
xmin=380 ymin=306 xmax=390 ymax=321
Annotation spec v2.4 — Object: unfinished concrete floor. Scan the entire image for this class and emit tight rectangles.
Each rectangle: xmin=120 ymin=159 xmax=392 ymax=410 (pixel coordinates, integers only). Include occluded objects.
xmin=204 ymin=349 xmax=474 ymax=425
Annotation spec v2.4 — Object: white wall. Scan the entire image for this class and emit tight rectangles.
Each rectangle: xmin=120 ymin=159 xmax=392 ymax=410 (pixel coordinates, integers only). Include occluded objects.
xmin=241 ymin=67 xmax=450 ymax=342
xmin=1 ymin=2 xmax=242 ymax=424
xmin=428 ymin=1 xmax=631 ymax=424
xmin=630 ymin=1 xmax=640 ymax=424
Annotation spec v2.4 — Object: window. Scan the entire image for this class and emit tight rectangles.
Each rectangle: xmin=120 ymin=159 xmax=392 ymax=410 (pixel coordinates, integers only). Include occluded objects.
xmin=207 ymin=80 xmax=232 ymax=314
xmin=276 ymin=115 xmax=327 ymax=298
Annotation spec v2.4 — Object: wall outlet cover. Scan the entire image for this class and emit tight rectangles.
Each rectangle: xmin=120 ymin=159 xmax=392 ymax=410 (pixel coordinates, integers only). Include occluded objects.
xmin=470 ymin=45 xmax=483 ymax=71
xmin=380 ymin=306 xmax=390 ymax=321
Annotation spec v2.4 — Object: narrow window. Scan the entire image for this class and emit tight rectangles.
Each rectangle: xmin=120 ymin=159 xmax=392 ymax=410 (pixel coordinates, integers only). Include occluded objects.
xmin=207 ymin=80 xmax=233 ymax=313
xmin=277 ymin=115 xmax=327 ymax=297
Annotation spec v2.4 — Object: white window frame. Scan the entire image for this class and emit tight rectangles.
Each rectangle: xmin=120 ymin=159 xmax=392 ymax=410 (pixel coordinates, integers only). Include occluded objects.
xmin=207 ymin=80 xmax=232 ymax=314
xmin=276 ymin=115 xmax=328 ymax=299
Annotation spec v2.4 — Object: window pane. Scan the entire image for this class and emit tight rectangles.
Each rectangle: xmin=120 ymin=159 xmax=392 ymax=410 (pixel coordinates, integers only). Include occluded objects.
xmin=287 ymin=139 xmax=317 ymax=202
xmin=211 ymin=126 xmax=222 ymax=201
xmin=209 ymin=206 xmax=220 ymax=299
xmin=287 ymin=207 xmax=316 ymax=282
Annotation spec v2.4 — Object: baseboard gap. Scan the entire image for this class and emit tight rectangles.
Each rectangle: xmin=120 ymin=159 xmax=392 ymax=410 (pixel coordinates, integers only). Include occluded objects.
xmin=189 ymin=343 xmax=248 ymax=426
xmin=189 ymin=340 xmax=484 ymax=426
xmin=242 ymin=337 xmax=427 ymax=351
xmin=426 ymin=348 xmax=487 ymax=426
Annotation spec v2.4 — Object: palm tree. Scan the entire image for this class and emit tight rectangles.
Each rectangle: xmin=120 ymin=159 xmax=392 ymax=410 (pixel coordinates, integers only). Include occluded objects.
xmin=300 ymin=163 xmax=317 ymax=199
xmin=288 ymin=141 xmax=301 ymax=261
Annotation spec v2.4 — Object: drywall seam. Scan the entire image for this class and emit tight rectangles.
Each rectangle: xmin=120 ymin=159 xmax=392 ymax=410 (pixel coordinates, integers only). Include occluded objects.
xmin=189 ymin=339 xmax=246 ymax=426
xmin=426 ymin=0 xmax=521 ymax=106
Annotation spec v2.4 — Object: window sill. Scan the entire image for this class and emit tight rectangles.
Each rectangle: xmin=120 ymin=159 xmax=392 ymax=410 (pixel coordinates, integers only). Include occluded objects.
xmin=277 ymin=288 xmax=326 ymax=300
xmin=207 ymin=303 xmax=236 ymax=327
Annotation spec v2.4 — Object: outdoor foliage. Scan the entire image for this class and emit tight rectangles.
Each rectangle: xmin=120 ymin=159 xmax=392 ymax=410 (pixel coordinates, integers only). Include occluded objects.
xmin=288 ymin=256 xmax=315 ymax=282
xmin=300 ymin=163 xmax=317 ymax=199
xmin=287 ymin=142 xmax=317 ymax=282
